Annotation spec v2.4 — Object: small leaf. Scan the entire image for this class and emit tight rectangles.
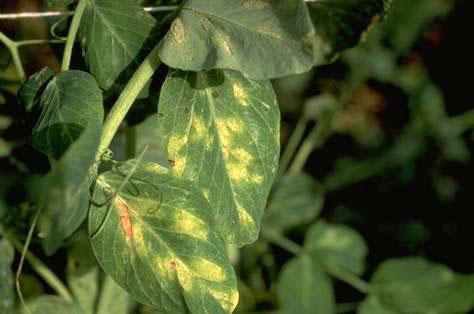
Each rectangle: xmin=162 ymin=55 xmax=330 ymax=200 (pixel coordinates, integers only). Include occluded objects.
xmin=278 ymin=255 xmax=334 ymax=314
xmin=357 ymin=296 xmax=397 ymax=314
xmin=37 ymin=119 xmax=103 ymax=255
xmin=31 ymin=70 xmax=103 ymax=159
xmin=369 ymin=257 xmax=474 ymax=314
xmin=159 ymin=0 xmax=322 ymax=79
xmin=264 ymin=174 xmax=324 ymax=232
xmin=21 ymin=296 xmax=81 ymax=314
xmin=158 ymin=69 xmax=280 ymax=246
xmin=307 ymin=0 xmax=389 ymax=63
xmin=80 ymin=0 xmax=157 ymax=91
xmin=304 ymin=221 xmax=368 ymax=276
xmin=89 ymin=161 xmax=239 ymax=313
xmin=0 ymin=238 xmax=15 ymax=314
xmin=18 ymin=67 xmax=54 ymax=112
xmin=96 ymin=276 xmax=130 ymax=314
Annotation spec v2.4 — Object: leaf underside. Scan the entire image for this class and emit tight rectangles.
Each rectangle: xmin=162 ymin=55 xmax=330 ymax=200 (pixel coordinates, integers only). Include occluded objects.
xmin=158 ymin=69 xmax=280 ymax=246
xmin=89 ymin=161 xmax=238 ymax=314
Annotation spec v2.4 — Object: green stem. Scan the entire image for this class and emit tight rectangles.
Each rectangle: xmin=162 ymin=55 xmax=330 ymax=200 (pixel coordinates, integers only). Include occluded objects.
xmin=61 ymin=0 xmax=88 ymax=71
xmin=0 ymin=31 xmax=25 ymax=81
xmin=96 ymin=45 xmax=161 ymax=163
xmin=8 ymin=233 xmax=73 ymax=301
xmin=16 ymin=39 xmax=65 ymax=47
xmin=261 ymin=229 xmax=370 ymax=294
xmin=288 ymin=121 xmax=332 ymax=175
xmin=278 ymin=116 xmax=309 ymax=177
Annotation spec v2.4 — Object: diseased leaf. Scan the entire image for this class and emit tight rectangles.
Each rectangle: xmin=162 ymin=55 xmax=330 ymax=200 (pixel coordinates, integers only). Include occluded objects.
xmin=264 ymin=174 xmax=324 ymax=232
xmin=96 ymin=276 xmax=130 ymax=314
xmin=0 ymin=238 xmax=14 ymax=314
xmin=80 ymin=0 xmax=157 ymax=91
xmin=278 ymin=255 xmax=334 ymax=314
xmin=159 ymin=0 xmax=325 ymax=79
xmin=31 ymin=70 xmax=103 ymax=159
xmin=38 ymin=120 xmax=102 ymax=255
xmin=21 ymin=296 xmax=81 ymax=314
xmin=18 ymin=67 xmax=54 ymax=112
xmin=89 ymin=161 xmax=239 ymax=313
xmin=307 ymin=0 xmax=390 ymax=62
xmin=369 ymin=257 xmax=474 ymax=314
xmin=158 ymin=69 xmax=280 ymax=246
xmin=304 ymin=221 xmax=368 ymax=276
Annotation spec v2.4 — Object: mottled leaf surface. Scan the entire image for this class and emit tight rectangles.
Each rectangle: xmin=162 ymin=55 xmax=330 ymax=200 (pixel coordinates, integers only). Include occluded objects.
xmin=369 ymin=257 xmax=474 ymax=313
xmin=80 ymin=0 xmax=157 ymax=91
xmin=159 ymin=0 xmax=325 ymax=79
xmin=89 ymin=161 xmax=238 ymax=313
xmin=264 ymin=174 xmax=324 ymax=232
xmin=31 ymin=70 xmax=103 ymax=159
xmin=158 ymin=69 xmax=280 ymax=245
xmin=278 ymin=255 xmax=334 ymax=314
xmin=0 ymin=238 xmax=14 ymax=314
xmin=307 ymin=0 xmax=390 ymax=62
xmin=18 ymin=67 xmax=54 ymax=112
xmin=304 ymin=221 xmax=368 ymax=276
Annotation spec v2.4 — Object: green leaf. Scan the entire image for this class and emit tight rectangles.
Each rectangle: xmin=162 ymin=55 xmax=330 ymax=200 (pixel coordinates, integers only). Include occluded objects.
xmin=18 ymin=67 xmax=54 ymax=112
xmin=38 ymin=120 xmax=102 ymax=255
xmin=159 ymin=0 xmax=323 ymax=79
xmin=369 ymin=257 xmax=474 ymax=314
xmin=31 ymin=70 xmax=103 ymax=159
xmin=358 ymin=296 xmax=398 ymax=314
xmin=80 ymin=0 xmax=157 ymax=91
xmin=21 ymin=296 xmax=81 ymax=314
xmin=307 ymin=0 xmax=390 ymax=62
xmin=96 ymin=276 xmax=130 ymax=314
xmin=158 ymin=69 xmax=280 ymax=246
xmin=135 ymin=115 xmax=168 ymax=165
xmin=278 ymin=255 xmax=334 ymax=314
xmin=0 ymin=238 xmax=15 ymax=314
xmin=304 ymin=221 xmax=368 ymax=276
xmin=264 ymin=174 xmax=324 ymax=232
xmin=45 ymin=0 xmax=76 ymax=6
xmin=89 ymin=161 xmax=239 ymax=313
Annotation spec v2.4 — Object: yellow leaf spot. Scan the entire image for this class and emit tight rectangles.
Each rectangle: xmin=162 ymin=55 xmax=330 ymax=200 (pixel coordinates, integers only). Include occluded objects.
xmin=228 ymin=163 xmax=248 ymax=181
xmin=237 ymin=203 xmax=255 ymax=226
xmin=192 ymin=258 xmax=226 ymax=282
xmin=192 ymin=116 xmax=206 ymax=139
xmin=241 ymin=0 xmax=270 ymax=9
xmin=232 ymin=148 xmax=253 ymax=165
xmin=208 ymin=287 xmax=239 ymax=313
xmin=250 ymin=174 xmax=264 ymax=184
xmin=256 ymin=26 xmax=282 ymax=39
xmin=232 ymin=83 xmax=249 ymax=107
xmin=168 ymin=135 xmax=187 ymax=156
xmin=173 ymin=209 xmax=209 ymax=240
xmin=172 ymin=155 xmax=187 ymax=176
xmin=202 ymin=189 xmax=210 ymax=200
xmin=225 ymin=117 xmax=244 ymax=133
xmin=216 ymin=119 xmax=232 ymax=147
xmin=176 ymin=263 xmax=193 ymax=292
xmin=169 ymin=17 xmax=186 ymax=44
xmin=154 ymin=256 xmax=176 ymax=279
xmin=131 ymin=224 xmax=147 ymax=256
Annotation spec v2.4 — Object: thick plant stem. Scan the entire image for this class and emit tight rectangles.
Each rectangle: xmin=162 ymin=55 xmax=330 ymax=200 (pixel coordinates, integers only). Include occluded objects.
xmin=61 ymin=0 xmax=88 ymax=71
xmin=0 ymin=31 xmax=25 ymax=81
xmin=261 ymin=229 xmax=370 ymax=294
xmin=96 ymin=45 xmax=161 ymax=163
xmin=278 ymin=116 xmax=309 ymax=177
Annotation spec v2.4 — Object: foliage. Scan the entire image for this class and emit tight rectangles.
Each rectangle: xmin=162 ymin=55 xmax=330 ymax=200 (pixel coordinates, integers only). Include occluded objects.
xmin=1 ymin=0 xmax=473 ymax=313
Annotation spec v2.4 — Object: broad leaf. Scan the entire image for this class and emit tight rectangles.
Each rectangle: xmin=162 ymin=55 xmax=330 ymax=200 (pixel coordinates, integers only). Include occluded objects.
xmin=158 ymin=69 xmax=280 ymax=245
xmin=89 ymin=161 xmax=239 ymax=313
xmin=18 ymin=67 xmax=54 ymax=112
xmin=304 ymin=221 xmax=368 ymax=276
xmin=80 ymin=0 xmax=157 ymax=91
xmin=369 ymin=257 xmax=474 ymax=314
xmin=38 ymin=120 xmax=102 ymax=255
xmin=0 ymin=238 xmax=14 ymax=314
xmin=21 ymin=296 xmax=81 ymax=314
xmin=278 ymin=255 xmax=334 ymax=314
xmin=96 ymin=276 xmax=130 ymax=314
xmin=31 ymin=70 xmax=103 ymax=159
xmin=264 ymin=174 xmax=324 ymax=232
xmin=307 ymin=0 xmax=390 ymax=63
xmin=358 ymin=296 xmax=398 ymax=314
xmin=159 ymin=0 xmax=324 ymax=79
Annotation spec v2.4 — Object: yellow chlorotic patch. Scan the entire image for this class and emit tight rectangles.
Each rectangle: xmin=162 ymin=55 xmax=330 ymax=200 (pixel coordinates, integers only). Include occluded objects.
xmin=225 ymin=118 xmax=244 ymax=133
xmin=228 ymin=163 xmax=248 ymax=182
xmin=232 ymin=148 xmax=253 ymax=165
xmin=154 ymin=256 xmax=175 ymax=279
xmin=192 ymin=258 xmax=226 ymax=282
xmin=130 ymin=224 xmax=147 ymax=256
xmin=192 ymin=116 xmax=206 ymax=139
xmin=256 ymin=26 xmax=282 ymax=39
xmin=168 ymin=134 xmax=187 ymax=156
xmin=250 ymin=174 xmax=264 ymax=184
xmin=208 ymin=287 xmax=239 ymax=313
xmin=176 ymin=263 xmax=193 ymax=292
xmin=173 ymin=209 xmax=209 ymax=240
xmin=237 ymin=203 xmax=255 ymax=227
xmin=172 ymin=156 xmax=187 ymax=176
xmin=215 ymin=119 xmax=232 ymax=147
xmin=232 ymin=83 xmax=249 ymax=107
xmin=202 ymin=189 xmax=209 ymax=200
xmin=241 ymin=0 xmax=270 ymax=10
xmin=214 ymin=32 xmax=233 ymax=55
xmin=170 ymin=18 xmax=186 ymax=44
